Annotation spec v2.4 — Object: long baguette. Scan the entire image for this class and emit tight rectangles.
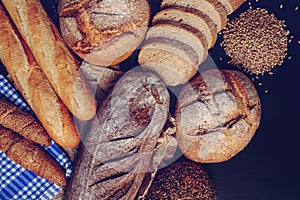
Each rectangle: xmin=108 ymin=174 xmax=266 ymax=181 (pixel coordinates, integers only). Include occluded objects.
xmin=0 ymin=99 xmax=51 ymax=146
xmin=0 ymin=125 xmax=67 ymax=186
xmin=0 ymin=5 xmax=80 ymax=148
xmin=2 ymin=0 xmax=97 ymax=120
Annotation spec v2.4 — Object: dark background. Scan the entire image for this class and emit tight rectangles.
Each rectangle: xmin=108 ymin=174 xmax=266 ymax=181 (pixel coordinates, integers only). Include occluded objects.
xmin=1 ymin=0 xmax=299 ymax=199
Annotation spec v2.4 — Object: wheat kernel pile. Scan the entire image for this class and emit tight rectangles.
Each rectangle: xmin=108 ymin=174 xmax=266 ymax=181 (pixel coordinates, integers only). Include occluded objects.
xmin=222 ymin=8 xmax=289 ymax=75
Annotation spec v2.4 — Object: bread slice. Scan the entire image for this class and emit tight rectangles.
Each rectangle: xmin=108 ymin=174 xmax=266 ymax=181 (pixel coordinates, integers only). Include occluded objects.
xmin=144 ymin=37 xmax=199 ymax=66
xmin=146 ymin=23 xmax=208 ymax=66
xmin=218 ymin=0 xmax=246 ymax=15
xmin=138 ymin=42 xmax=198 ymax=86
xmin=161 ymin=0 xmax=228 ymax=31
xmin=152 ymin=7 xmax=217 ymax=48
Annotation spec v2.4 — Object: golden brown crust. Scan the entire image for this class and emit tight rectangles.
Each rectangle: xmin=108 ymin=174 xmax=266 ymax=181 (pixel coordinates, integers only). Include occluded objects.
xmin=0 ymin=4 xmax=80 ymax=148
xmin=175 ymin=69 xmax=261 ymax=163
xmin=58 ymin=0 xmax=151 ymax=66
xmin=0 ymin=126 xmax=67 ymax=186
xmin=2 ymin=0 xmax=97 ymax=121
xmin=0 ymin=100 xmax=51 ymax=146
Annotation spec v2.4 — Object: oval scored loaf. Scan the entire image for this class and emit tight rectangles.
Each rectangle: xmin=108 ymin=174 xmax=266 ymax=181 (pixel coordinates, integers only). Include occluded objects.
xmin=66 ymin=72 xmax=170 ymax=199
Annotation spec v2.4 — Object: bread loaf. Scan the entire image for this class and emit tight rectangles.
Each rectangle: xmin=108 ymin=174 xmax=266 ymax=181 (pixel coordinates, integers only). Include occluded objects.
xmin=152 ymin=6 xmax=218 ymax=48
xmin=66 ymin=72 xmax=170 ymax=199
xmin=161 ymin=0 xmax=228 ymax=31
xmin=0 ymin=99 xmax=50 ymax=146
xmin=0 ymin=125 xmax=67 ymax=186
xmin=2 ymin=0 xmax=96 ymax=121
xmin=58 ymin=0 xmax=150 ymax=66
xmin=175 ymin=69 xmax=261 ymax=163
xmin=138 ymin=38 xmax=198 ymax=86
xmin=145 ymin=161 xmax=216 ymax=199
xmin=139 ymin=22 xmax=208 ymax=86
xmin=0 ymin=4 xmax=80 ymax=148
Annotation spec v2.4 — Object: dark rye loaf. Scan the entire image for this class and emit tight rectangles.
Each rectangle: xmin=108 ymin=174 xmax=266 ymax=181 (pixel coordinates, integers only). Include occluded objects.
xmin=175 ymin=69 xmax=261 ymax=163
xmin=66 ymin=72 xmax=170 ymax=199
xmin=161 ymin=0 xmax=228 ymax=32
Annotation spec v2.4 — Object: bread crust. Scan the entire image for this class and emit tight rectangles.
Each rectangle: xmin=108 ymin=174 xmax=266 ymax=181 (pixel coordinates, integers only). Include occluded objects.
xmin=2 ymin=0 xmax=96 ymax=121
xmin=0 ymin=4 xmax=80 ymax=148
xmin=145 ymin=162 xmax=216 ymax=199
xmin=66 ymin=72 xmax=170 ymax=199
xmin=153 ymin=6 xmax=218 ymax=48
xmin=161 ymin=0 xmax=228 ymax=31
xmin=218 ymin=0 xmax=246 ymax=14
xmin=58 ymin=0 xmax=151 ymax=66
xmin=175 ymin=69 xmax=261 ymax=163
xmin=0 ymin=126 xmax=67 ymax=186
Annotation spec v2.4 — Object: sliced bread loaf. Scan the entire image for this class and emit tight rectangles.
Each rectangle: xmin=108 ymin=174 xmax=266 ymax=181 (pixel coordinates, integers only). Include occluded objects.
xmin=145 ymin=23 xmax=208 ymax=66
xmin=218 ymin=0 xmax=246 ymax=15
xmin=161 ymin=0 xmax=228 ymax=31
xmin=143 ymin=37 xmax=199 ymax=66
xmin=138 ymin=41 xmax=198 ymax=86
xmin=152 ymin=7 xmax=217 ymax=48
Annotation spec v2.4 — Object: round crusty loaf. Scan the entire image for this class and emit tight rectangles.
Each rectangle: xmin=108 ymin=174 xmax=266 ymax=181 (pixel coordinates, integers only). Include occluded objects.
xmin=175 ymin=69 xmax=261 ymax=163
xmin=145 ymin=161 xmax=216 ymax=199
xmin=58 ymin=0 xmax=150 ymax=66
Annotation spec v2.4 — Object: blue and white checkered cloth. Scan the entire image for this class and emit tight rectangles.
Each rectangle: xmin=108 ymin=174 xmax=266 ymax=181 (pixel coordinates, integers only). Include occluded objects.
xmin=0 ymin=74 xmax=72 ymax=200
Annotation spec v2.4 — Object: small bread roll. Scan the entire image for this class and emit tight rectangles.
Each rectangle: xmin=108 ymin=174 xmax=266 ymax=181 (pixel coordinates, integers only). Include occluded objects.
xmin=175 ymin=69 xmax=261 ymax=163
xmin=58 ymin=0 xmax=150 ymax=66
xmin=145 ymin=161 xmax=216 ymax=199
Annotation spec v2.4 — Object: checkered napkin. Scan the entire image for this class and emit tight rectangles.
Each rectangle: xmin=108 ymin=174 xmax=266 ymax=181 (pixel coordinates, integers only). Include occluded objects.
xmin=0 ymin=74 xmax=72 ymax=200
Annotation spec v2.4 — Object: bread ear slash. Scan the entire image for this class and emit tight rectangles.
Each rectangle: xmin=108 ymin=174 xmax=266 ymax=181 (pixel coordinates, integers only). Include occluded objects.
xmin=0 ymin=125 xmax=67 ymax=186
xmin=0 ymin=99 xmax=51 ymax=146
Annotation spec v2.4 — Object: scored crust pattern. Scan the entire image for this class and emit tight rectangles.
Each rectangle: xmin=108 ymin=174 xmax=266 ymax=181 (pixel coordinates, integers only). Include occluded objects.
xmin=176 ymin=70 xmax=261 ymax=163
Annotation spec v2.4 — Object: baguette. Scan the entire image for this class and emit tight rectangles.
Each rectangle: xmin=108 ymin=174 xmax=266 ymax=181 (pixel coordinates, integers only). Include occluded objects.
xmin=0 ymin=125 xmax=67 ymax=186
xmin=2 ymin=0 xmax=97 ymax=120
xmin=0 ymin=5 xmax=80 ymax=148
xmin=0 ymin=99 xmax=51 ymax=146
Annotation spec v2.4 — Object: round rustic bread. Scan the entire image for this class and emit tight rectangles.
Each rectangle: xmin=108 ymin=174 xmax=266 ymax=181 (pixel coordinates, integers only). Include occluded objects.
xmin=58 ymin=0 xmax=150 ymax=66
xmin=145 ymin=161 xmax=216 ymax=199
xmin=175 ymin=69 xmax=261 ymax=163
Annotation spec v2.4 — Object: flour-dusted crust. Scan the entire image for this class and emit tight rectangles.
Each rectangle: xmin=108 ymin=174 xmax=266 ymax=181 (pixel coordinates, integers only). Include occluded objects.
xmin=66 ymin=72 xmax=171 ymax=199
xmin=58 ymin=0 xmax=150 ymax=66
xmin=176 ymin=69 xmax=261 ymax=163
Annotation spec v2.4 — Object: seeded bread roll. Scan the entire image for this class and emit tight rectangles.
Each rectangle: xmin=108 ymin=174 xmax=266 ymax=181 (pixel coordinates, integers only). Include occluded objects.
xmin=58 ymin=0 xmax=150 ymax=66
xmin=218 ymin=0 xmax=246 ymax=15
xmin=152 ymin=6 xmax=217 ymax=48
xmin=175 ymin=69 xmax=261 ymax=163
xmin=145 ymin=161 xmax=216 ymax=199
xmin=161 ymin=0 xmax=228 ymax=32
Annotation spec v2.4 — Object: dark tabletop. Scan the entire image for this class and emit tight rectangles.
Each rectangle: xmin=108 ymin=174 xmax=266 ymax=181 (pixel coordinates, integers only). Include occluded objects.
xmin=1 ymin=0 xmax=300 ymax=199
